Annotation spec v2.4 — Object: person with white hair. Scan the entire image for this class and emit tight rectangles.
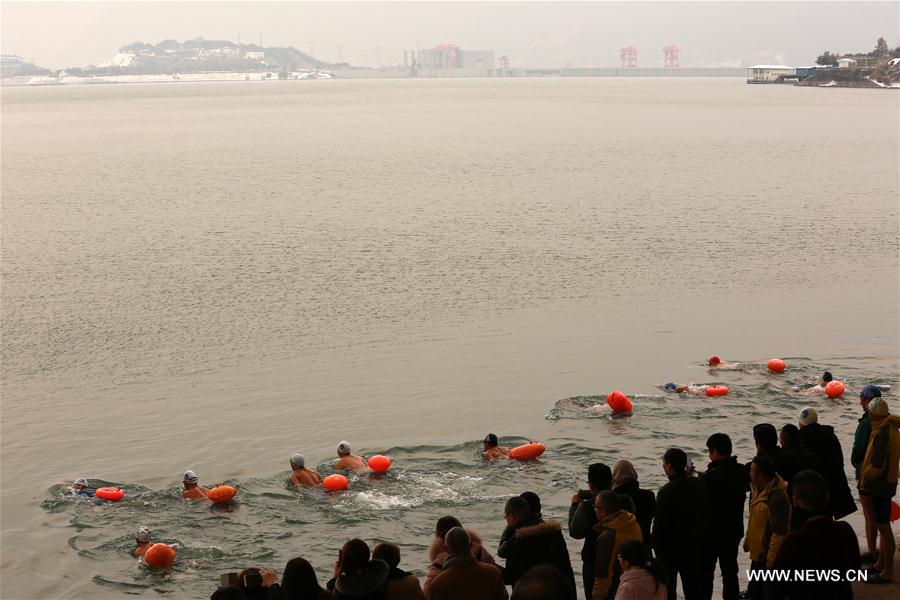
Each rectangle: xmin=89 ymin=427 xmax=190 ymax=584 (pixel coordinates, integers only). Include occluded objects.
xmin=288 ymin=453 xmax=323 ymax=489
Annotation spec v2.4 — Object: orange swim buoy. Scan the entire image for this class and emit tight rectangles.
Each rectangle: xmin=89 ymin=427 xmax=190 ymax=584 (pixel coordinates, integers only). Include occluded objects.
xmin=323 ymin=474 xmax=348 ymax=491
xmin=509 ymin=442 xmax=546 ymax=461
xmin=367 ymin=455 xmax=391 ymax=473
xmin=705 ymin=385 xmax=729 ymax=397
xmin=144 ymin=543 xmax=176 ymax=569
xmin=824 ymin=380 xmax=845 ymax=398
xmin=207 ymin=485 xmax=237 ymax=504
xmin=891 ymin=501 xmax=900 ymax=523
xmin=767 ymin=359 xmax=786 ymax=373
xmin=95 ymin=487 xmax=125 ymax=501
xmin=606 ymin=391 xmax=634 ymax=413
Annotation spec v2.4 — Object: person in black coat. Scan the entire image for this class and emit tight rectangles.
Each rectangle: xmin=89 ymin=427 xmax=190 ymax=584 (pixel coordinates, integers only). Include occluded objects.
xmin=749 ymin=424 xmax=803 ymax=495
xmin=652 ymin=448 xmax=709 ymax=600
xmin=568 ymin=463 xmax=613 ymax=599
xmin=502 ymin=496 xmax=576 ymax=598
xmin=699 ymin=434 xmax=748 ymax=600
xmin=797 ymin=407 xmax=857 ymax=520
xmin=611 ymin=460 xmax=655 ymax=548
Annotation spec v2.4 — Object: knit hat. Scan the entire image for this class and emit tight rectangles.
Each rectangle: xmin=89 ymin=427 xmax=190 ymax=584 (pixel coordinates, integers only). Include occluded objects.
xmin=798 ymin=407 xmax=818 ymax=426
xmin=183 ymin=470 xmax=199 ymax=484
xmin=290 ymin=453 xmax=305 ymax=468
xmin=860 ymin=385 xmax=883 ymax=400
xmin=135 ymin=526 xmax=151 ymax=543
xmin=869 ymin=398 xmax=890 ymax=417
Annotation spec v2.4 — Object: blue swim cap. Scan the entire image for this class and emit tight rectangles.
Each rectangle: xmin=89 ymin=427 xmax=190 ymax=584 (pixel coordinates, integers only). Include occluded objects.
xmin=664 ymin=383 xmax=677 ymax=392
xmin=860 ymin=385 xmax=882 ymax=400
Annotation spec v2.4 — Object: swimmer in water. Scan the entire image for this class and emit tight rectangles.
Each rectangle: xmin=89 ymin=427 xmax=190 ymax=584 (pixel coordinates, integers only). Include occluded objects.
xmin=334 ymin=441 xmax=366 ymax=471
xmin=482 ymin=433 xmax=510 ymax=461
xmin=288 ymin=453 xmax=323 ymax=489
xmin=663 ymin=383 xmax=709 ymax=396
xmin=67 ymin=477 xmax=96 ymax=498
xmin=133 ymin=526 xmax=152 ymax=557
xmin=181 ymin=469 xmax=210 ymax=500
xmin=798 ymin=371 xmax=834 ymax=396
xmin=707 ymin=356 xmax=742 ymax=370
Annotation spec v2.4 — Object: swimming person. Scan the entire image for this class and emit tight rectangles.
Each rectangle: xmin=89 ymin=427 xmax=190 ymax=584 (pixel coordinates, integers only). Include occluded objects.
xmin=663 ymin=383 xmax=708 ymax=396
xmin=482 ymin=433 xmax=510 ymax=461
xmin=67 ymin=477 xmax=96 ymax=498
xmin=707 ymin=356 xmax=742 ymax=370
xmin=798 ymin=371 xmax=835 ymax=396
xmin=133 ymin=526 xmax=152 ymax=557
xmin=335 ymin=441 xmax=366 ymax=471
xmin=181 ymin=469 xmax=210 ymax=500
xmin=288 ymin=453 xmax=323 ymax=489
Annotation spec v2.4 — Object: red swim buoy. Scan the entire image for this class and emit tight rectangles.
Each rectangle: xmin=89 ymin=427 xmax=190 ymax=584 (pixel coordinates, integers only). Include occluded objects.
xmin=207 ymin=485 xmax=237 ymax=504
xmin=606 ymin=391 xmax=634 ymax=413
xmin=323 ymin=474 xmax=348 ymax=491
xmin=705 ymin=385 xmax=729 ymax=397
xmin=824 ymin=381 xmax=845 ymax=398
xmin=367 ymin=455 xmax=391 ymax=473
xmin=144 ymin=543 xmax=176 ymax=569
xmin=509 ymin=442 xmax=546 ymax=461
xmin=767 ymin=359 xmax=786 ymax=373
xmin=891 ymin=501 xmax=900 ymax=523
xmin=95 ymin=487 xmax=125 ymax=501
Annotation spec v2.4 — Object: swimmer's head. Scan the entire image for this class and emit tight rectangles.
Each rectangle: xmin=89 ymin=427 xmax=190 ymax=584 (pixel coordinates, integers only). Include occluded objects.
xmin=798 ymin=407 xmax=818 ymax=427
xmin=822 ymin=371 xmax=833 ymax=383
xmin=73 ymin=477 xmax=88 ymax=489
xmin=337 ymin=441 xmax=351 ymax=456
xmin=664 ymin=383 xmax=677 ymax=392
xmin=135 ymin=526 xmax=151 ymax=544
xmin=290 ymin=453 xmax=305 ymax=469
xmin=860 ymin=385 xmax=882 ymax=401
xmin=708 ymin=356 xmax=721 ymax=366
xmin=483 ymin=433 xmax=499 ymax=448
xmin=183 ymin=470 xmax=199 ymax=485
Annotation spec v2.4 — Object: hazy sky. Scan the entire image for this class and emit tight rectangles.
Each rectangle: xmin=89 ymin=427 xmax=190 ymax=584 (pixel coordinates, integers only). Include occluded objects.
xmin=2 ymin=1 xmax=897 ymax=69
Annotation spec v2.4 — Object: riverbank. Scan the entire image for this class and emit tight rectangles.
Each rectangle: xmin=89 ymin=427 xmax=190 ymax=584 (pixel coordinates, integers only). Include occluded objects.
xmin=854 ymin=554 xmax=900 ymax=598
xmin=798 ymin=66 xmax=900 ymax=88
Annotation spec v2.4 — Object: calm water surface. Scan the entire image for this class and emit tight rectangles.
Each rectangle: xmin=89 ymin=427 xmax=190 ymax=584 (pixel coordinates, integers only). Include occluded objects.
xmin=2 ymin=78 xmax=898 ymax=598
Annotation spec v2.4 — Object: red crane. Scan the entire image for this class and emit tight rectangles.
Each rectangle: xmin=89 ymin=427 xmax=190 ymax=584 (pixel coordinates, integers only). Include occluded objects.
xmin=620 ymin=45 xmax=638 ymax=68
xmin=663 ymin=44 xmax=680 ymax=68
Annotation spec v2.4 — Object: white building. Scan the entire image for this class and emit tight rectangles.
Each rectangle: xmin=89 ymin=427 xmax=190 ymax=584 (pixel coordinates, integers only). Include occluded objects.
xmin=245 ymin=51 xmax=265 ymax=61
xmin=837 ymin=58 xmax=858 ymax=68
xmin=746 ymin=65 xmax=795 ymax=83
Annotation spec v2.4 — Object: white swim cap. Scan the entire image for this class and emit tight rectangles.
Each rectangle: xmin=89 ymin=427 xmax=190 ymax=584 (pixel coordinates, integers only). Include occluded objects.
xmin=337 ymin=441 xmax=351 ymax=454
xmin=135 ymin=526 xmax=151 ymax=543
xmin=183 ymin=469 xmax=199 ymax=484
xmin=798 ymin=407 xmax=818 ymax=426
xmin=290 ymin=453 xmax=305 ymax=468
xmin=74 ymin=478 xmax=88 ymax=486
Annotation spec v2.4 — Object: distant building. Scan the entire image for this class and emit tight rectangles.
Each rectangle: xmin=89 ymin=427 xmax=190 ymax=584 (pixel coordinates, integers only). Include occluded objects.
xmin=746 ymin=64 xmax=795 ymax=83
xmin=837 ymin=58 xmax=857 ymax=68
xmin=459 ymin=50 xmax=495 ymax=69
xmin=413 ymin=44 xmax=494 ymax=70
xmin=245 ymin=51 xmax=265 ymax=61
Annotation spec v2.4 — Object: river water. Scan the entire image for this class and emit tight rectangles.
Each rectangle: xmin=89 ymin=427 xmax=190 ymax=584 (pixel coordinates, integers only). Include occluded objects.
xmin=1 ymin=78 xmax=897 ymax=599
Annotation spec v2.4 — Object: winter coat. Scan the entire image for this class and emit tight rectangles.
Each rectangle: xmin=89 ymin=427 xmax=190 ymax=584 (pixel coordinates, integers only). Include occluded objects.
xmin=426 ymin=555 xmax=508 ymax=600
xmin=501 ymin=516 xmax=576 ymax=595
xmin=743 ymin=476 xmax=790 ymax=567
xmin=591 ymin=510 xmax=643 ymax=600
xmin=769 ymin=515 xmax=859 ymax=600
xmin=613 ymin=568 xmax=667 ymax=600
xmin=386 ymin=568 xmax=425 ymax=600
xmin=700 ymin=456 xmax=748 ymax=541
xmin=612 ymin=481 xmax=655 ymax=548
xmin=851 ymin=412 xmax=872 ymax=480
xmin=859 ymin=415 xmax=900 ymax=499
xmin=569 ymin=491 xmax=600 ymax=565
xmin=651 ymin=474 xmax=709 ymax=565
xmin=798 ymin=422 xmax=857 ymax=519
xmin=423 ymin=529 xmax=496 ymax=595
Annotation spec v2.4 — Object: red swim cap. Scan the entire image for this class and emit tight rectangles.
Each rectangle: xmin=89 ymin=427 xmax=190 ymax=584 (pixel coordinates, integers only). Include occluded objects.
xmin=708 ymin=356 xmax=721 ymax=365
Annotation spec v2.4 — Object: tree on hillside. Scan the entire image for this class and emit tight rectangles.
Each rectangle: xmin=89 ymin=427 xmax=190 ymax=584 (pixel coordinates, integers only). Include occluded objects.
xmin=815 ymin=51 xmax=838 ymax=66
xmin=873 ymin=37 xmax=889 ymax=59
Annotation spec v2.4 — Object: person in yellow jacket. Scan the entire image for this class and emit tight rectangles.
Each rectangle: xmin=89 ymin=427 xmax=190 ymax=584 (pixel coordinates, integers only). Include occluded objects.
xmin=742 ymin=456 xmax=791 ymax=599
xmin=592 ymin=491 xmax=643 ymax=600
xmin=858 ymin=397 xmax=900 ymax=584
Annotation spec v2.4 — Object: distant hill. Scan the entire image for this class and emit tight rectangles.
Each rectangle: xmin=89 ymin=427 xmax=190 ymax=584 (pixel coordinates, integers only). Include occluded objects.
xmin=1 ymin=55 xmax=53 ymax=77
xmin=67 ymin=38 xmax=346 ymax=75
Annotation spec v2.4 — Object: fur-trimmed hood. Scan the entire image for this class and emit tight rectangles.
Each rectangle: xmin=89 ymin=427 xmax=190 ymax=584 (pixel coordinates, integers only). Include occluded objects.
xmin=515 ymin=518 xmax=562 ymax=539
